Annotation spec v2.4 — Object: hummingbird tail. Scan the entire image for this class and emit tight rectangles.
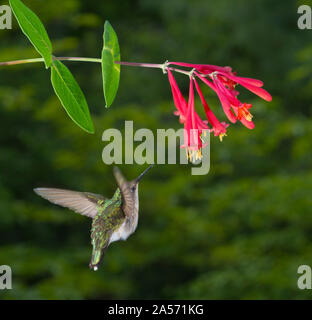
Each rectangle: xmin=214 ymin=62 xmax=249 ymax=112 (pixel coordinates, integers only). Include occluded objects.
xmin=89 ymin=247 xmax=107 ymax=271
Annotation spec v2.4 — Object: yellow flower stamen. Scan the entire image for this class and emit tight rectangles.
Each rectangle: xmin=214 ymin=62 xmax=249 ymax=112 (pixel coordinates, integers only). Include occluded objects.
xmin=243 ymin=111 xmax=253 ymax=121
xmin=238 ymin=104 xmax=253 ymax=122
xmin=185 ymin=148 xmax=189 ymax=160
xmin=185 ymin=147 xmax=204 ymax=163
xmin=219 ymin=133 xmax=227 ymax=142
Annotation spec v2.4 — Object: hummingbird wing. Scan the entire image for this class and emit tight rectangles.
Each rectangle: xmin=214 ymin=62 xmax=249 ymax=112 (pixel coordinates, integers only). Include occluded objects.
xmin=34 ymin=188 xmax=106 ymax=218
xmin=113 ymin=167 xmax=135 ymax=218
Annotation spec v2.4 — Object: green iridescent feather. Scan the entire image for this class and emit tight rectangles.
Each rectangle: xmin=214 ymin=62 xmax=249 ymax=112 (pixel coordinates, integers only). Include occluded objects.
xmin=90 ymin=188 xmax=125 ymax=266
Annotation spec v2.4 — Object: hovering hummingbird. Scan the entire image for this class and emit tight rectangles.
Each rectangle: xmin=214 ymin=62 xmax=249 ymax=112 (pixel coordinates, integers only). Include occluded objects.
xmin=34 ymin=165 xmax=154 ymax=271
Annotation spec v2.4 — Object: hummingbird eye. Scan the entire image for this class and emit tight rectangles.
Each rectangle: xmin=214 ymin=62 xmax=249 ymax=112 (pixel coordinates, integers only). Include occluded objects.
xmin=131 ymin=185 xmax=136 ymax=192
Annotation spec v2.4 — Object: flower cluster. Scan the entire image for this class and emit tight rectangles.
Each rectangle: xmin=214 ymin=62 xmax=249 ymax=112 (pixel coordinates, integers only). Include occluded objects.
xmin=166 ymin=62 xmax=272 ymax=162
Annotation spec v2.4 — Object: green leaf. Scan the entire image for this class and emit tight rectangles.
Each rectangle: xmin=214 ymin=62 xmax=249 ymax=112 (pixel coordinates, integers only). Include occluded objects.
xmin=9 ymin=0 xmax=53 ymax=68
xmin=101 ymin=21 xmax=121 ymax=108
xmin=50 ymin=60 xmax=94 ymax=134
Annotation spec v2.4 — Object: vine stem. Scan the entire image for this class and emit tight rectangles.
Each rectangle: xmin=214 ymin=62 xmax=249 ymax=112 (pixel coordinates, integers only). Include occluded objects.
xmin=0 ymin=58 xmax=45 ymax=66
xmin=0 ymin=57 xmax=101 ymax=66
xmin=0 ymin=56 xmax=193 ymax=76
xmin=114 ymin=61 xmax=163 ymax=69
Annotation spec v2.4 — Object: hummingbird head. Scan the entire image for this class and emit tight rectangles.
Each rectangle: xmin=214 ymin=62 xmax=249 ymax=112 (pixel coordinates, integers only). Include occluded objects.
xmin=113 ymin=165 xmax=154 ymax=217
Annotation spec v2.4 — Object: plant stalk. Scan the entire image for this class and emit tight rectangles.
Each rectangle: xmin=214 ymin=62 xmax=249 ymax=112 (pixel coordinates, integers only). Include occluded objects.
xmin=0 ymin=56 xmax=194 ymax=76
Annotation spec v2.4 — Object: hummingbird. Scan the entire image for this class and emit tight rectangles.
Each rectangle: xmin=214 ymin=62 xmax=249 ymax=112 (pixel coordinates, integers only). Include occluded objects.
xmin=34 ymin=165 xmax=154 ymax=271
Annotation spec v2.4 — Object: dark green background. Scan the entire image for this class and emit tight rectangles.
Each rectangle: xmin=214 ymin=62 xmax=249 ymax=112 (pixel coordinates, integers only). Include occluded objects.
xmin=1 ymin=0 xmax=312 ymax=299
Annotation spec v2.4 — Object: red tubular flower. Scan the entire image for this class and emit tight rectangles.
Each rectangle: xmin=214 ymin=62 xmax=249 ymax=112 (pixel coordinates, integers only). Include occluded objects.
xmin=182 ymin=77 xmax=209 ymax=161
xmin=217 ymin=71 xmax=272 ymax=103
xmin=185 ymin=62 xmax=270 ymax=127
xmin=169 ymin=62 xmax=272 ymax=104
xmin=166 ymin=61 xmax=272 ymax=160
xmin=167 ymin=69 xmax=187 ymax=124
xmin=169 ymin=62 xmax=233 ymax=75
xmin=168 ymin=69 xmax=209 ymax=160
xmin=194 ymin=78 xmax=229 ymax=141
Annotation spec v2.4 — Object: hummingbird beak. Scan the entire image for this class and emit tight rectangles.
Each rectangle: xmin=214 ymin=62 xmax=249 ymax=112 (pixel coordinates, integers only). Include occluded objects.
xmin=135 ymin=164 xmax=154 ymax=184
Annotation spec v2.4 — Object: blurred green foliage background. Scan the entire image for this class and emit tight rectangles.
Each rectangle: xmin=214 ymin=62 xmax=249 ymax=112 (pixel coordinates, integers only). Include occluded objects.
xmin=1 ymin=0 xmax=312 ymax=299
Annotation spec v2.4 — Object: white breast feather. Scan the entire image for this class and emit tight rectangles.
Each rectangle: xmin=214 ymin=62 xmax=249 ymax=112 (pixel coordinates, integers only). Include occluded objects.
xmin=109 ymin=187 xmax=139 ymax=244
